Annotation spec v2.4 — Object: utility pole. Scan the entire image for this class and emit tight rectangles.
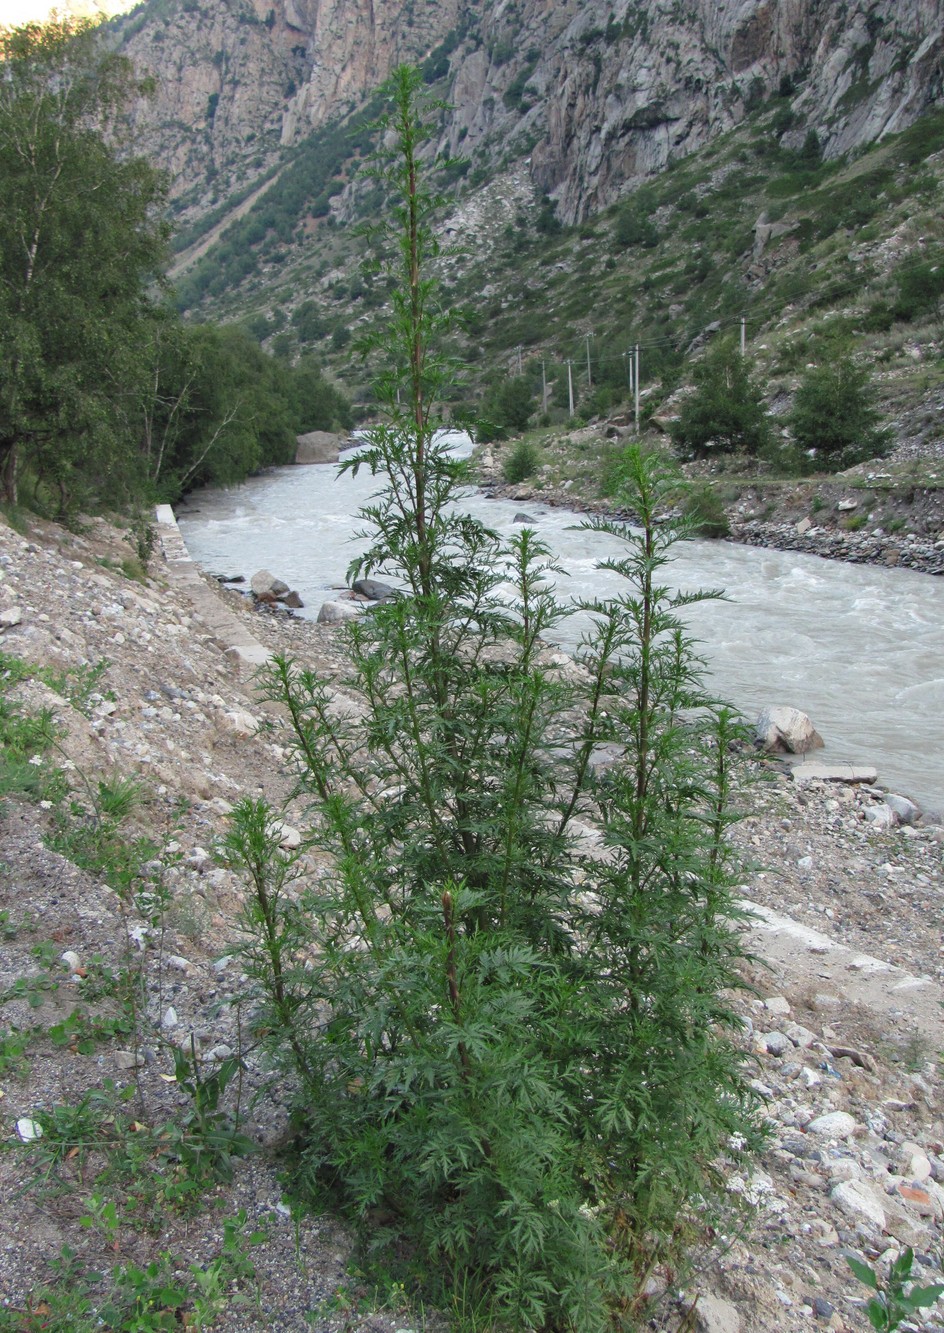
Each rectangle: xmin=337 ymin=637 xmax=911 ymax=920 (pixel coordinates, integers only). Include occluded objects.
xmin=740 ymin=315 xmax=746 ymax=357
xmin=584 ymin=331 xmax=593 ymax=388
xmin=566 ymin=360 xmax=574 ymax=417
xmin=634 ymin=343 xmax=640 ymax=434
xmin=516 ymin=344 xmax=523 ymax=376
xmin=541 ymin=359 xmax=548 ymax=414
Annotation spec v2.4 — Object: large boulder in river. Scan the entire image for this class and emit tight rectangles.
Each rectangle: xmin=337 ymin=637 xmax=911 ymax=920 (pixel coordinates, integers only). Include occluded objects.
xmin=295 ymin=431 xmax=342 ymax=465
xmin=754 ymin=705 xmax=824 ymax=755
xmin=352 ymin=578 xmax=397 ymax=602
xmin=250 ymin=569 xmax=289 ymax=598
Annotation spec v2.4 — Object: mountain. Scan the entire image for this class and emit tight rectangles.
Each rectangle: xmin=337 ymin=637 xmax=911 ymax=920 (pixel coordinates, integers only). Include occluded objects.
xmin=118 ymin=0 xmax=943 ymax=227
xmin=110 ymin=0 xmax=944 ymax=456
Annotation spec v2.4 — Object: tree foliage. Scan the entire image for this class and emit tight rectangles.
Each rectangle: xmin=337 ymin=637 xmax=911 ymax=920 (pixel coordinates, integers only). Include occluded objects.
xmin=0 ymin=17 xmax=168 ymax=509
xmin=224 ymin=67 xmax=763 ymax=1328
xmin=788 ymin=354 xmax=889 ymax=468
xmin=670 ymin=336 xmax=771 ymax=458
xmin=0 ymin=18 xmax=353 ymax=514
xmin=140 ymin=322 xmax=351 ymax=500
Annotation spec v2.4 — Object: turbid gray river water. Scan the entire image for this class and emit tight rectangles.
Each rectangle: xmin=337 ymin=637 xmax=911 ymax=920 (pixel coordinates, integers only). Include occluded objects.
xmin=177 ymin=436 xmax=944 ymax=813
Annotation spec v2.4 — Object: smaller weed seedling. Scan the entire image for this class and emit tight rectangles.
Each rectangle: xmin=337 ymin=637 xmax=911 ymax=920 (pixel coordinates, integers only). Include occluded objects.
xmin=165 ymin=1039 xmax=253 ymax=1183
xmin=847 ymin=1248 xmax=944 ymax=1330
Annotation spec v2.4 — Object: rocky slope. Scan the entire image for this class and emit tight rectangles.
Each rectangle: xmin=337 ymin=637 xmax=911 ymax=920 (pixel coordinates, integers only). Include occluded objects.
xmin=117 ymin=0 xmax=944 ymax=226
xmin=0 ymin=507 xmax=942 ymax=1330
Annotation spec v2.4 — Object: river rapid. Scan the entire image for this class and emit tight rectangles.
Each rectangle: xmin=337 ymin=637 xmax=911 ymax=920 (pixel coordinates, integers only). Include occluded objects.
xmin=177 ymin=443 xmax=944 ymax=813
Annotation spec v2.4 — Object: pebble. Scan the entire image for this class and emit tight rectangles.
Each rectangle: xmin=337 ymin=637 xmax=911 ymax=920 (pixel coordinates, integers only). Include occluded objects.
xmin=762 ymin=1031 xmax=792 ymax=1056
xmin=807 ymin=1112 xmax=857 ymax=1140
xmin=830 ymin=1179 xmax=887 ymax=1232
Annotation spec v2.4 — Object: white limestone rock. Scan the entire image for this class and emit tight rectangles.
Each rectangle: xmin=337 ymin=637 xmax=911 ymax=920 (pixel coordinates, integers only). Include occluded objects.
xmin=754 ymin=706 xmax=824 ymax=755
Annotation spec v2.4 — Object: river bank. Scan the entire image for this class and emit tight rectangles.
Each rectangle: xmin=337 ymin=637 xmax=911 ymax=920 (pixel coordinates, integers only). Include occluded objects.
xmin=0 ymin=508 xmax=942 ymax=1331
xmin=476 ymin=431 xmax=944 ymax=576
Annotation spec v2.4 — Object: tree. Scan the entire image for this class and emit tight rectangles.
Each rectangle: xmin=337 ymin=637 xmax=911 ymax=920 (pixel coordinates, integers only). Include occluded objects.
xmin=0 ymin=18 xmax=168 ymax=509
xmin=485 ymin=373 xmax=535 ymax=436
xmin=789 ymin=354 xmax=889 ymax=468
xmin=614 ymin=189 xmax=659 ymax=249
xmin=140 ymin=324 xmax=350 ymax=499
xmin=671 ymin=335 xmax=771 ymax=458
xmin=223 ymin=67 xmax=762 ymax=1328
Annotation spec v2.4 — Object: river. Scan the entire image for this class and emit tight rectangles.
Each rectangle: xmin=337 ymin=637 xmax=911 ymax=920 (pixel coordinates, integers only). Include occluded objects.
xmin=177 ymin=441 xmax=944 ymax=813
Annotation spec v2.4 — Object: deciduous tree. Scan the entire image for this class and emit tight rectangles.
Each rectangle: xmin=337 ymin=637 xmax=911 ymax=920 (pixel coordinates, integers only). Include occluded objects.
xmin=0 ymin=17 xmax=167 ymax=510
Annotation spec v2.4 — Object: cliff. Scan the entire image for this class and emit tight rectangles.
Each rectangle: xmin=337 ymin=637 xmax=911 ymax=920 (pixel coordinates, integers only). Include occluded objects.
xmin=117 ymin=0 xmax=944 ymax=225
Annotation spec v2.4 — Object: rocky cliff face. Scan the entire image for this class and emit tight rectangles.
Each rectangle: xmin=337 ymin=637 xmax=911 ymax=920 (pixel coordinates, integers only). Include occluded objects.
xmin=440 ymin=0 xmax=944 ymax=221
xmin=118 ymin=0 xmax=944 ymax=223
xmin=118 ymin=0 xmax=458 ymax=215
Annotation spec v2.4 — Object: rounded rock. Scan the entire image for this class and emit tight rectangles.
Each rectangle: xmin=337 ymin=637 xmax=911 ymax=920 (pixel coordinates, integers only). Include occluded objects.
xmin=807 ymin=1111 xmax=857 ymax=1140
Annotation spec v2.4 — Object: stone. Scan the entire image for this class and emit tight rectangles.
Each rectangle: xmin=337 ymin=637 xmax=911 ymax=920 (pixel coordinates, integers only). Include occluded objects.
xmin=807 ymin=1112 xmax=857 ymax=1139
xmin=896 ymin=1182 xmax=942 ymax=1219
xmin=274 ymin=821 xmax=302 ymax=850
xmin=352 ymin=578 xmax=397 ymax=601
xmin=899 ymin=1145 xmax=932 ymax=1181
xmin=317 ymin=599 xmax=363 ymax=624
xmin=762 ymin=1031 xmax=792 ymax=1056
xmin=827 ymin=1159 xmax=861 ymax=1182
xmin=784 ymin=1021 xmax=817 ymax=1048
xmin=513 ymin=512 xmax=538 ymax=523
xmin=830 ymin=1179 xmax=886 ymax=1232
xmin=282 ymin=590 xmax=304 ymax=609
xmin=205 ymin=1044 xmax=234 ymax=1062
xmin=295 ymin=430 xmax=342 ymax=464
xmin=884 ymin=792 xmax=921 ymax=826
xmin=114 ymin=1050 xmax=144 ymax=1069
xmin=218 ymin=708 xmax=259 ymax=739
xmin=162 ymin=1006 xmax=178 ymax=1030
xmin=791 ymin=762 xmax=879 ymax=785
xmin=754 ymin=706 xmax=824 ymax=755
xmin=60 ymin=950 xmax=82 ymax=973
xmin=764 ymin=995 xmax=792 ymax=1016
xmin=250 ymin=569 xmax=290 ymax=598
xmin=864 ymin=804 xmax=895 ymax=830
xmin=693 ymin=1293 xmax=741 ymax=1333
xmin=14 ymin=1118 xmax=43 ymax=1142
xmin=0 ymin=605 xmax=22 ymax=629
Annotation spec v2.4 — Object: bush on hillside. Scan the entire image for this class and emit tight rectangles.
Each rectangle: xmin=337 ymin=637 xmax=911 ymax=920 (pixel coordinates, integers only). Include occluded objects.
xmin=224 ymin=67 xmax=764 ymax=1330
xmin=789 ymin=355 xmax=889 ymax=469
xmin=670 ymin=337 xmax=771 ymax=458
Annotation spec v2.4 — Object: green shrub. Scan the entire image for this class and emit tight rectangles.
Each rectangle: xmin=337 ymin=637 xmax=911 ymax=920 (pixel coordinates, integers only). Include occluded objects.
xmin=789 ymin=354 xmax=890 ymax=468
xmin=502 ymin=438 xmax=540 ymax=482
xmin=670 ymin=337 xmax=771 ymax=457
xmin=682 ymin=482 xmax=731 ymax=537
xmin=892 ymin=253 xmax=944 ymax=322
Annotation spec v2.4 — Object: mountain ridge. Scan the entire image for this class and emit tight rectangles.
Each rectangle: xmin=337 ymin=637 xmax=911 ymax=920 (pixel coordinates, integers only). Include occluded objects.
xmin=117 ymin=0 xmax=944 ymax=229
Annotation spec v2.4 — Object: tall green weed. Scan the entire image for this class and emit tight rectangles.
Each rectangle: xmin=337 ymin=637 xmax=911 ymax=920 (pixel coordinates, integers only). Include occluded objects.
xmin=224 ymin=67 xmax=763 ymax=1329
